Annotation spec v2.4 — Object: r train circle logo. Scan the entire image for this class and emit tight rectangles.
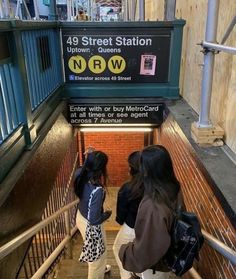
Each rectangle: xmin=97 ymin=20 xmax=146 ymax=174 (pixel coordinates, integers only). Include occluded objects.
xmin=68 ymin=55 xmax=126 ymax=74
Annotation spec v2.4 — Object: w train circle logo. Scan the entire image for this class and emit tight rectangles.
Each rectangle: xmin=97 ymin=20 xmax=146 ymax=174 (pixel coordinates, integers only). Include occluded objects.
xmin=68 ymin=55 xmax=126 ymax=74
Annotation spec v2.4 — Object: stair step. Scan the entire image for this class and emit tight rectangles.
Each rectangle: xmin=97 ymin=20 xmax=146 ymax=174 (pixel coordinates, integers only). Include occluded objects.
xmin=55 ymin=230 xmax=121 ymax=279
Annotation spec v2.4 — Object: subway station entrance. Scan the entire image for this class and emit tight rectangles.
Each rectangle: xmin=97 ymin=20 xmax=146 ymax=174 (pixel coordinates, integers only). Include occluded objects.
xmin=0 ymin=17 xmax=235 ymax=279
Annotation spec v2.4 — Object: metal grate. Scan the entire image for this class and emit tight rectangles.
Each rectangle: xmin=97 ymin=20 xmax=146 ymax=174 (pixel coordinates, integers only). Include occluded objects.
xmin=22 ymin=29 xmax=63 ymax=111
xmin=37 ymin=36 xmax=51 ymax=72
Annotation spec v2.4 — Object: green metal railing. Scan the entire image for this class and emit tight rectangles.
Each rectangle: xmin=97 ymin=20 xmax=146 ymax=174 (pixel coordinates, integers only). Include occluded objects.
xmin=0 ymin=21 xmax=63 ymax=182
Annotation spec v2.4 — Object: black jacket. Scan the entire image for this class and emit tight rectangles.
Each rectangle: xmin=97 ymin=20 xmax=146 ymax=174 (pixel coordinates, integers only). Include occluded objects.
xmin=116 ymin=182 xmax=142 ymax=228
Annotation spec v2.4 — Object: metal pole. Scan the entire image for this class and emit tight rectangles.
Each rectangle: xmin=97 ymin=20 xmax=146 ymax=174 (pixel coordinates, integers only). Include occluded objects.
xmin=22 ymin=0 xmax=31 ymax=19
xmin=64 ymin=210 xmax=72 ymax=259
xmin=48 ymin=0 xmax=58 ymax=20
xmin=87 ymin=0 xmax=91 ymax=20
xmin=32 ymin=0 xmax=39 ymax=19
xmin=72 ymin=0 xmax=75 ymax=19
xmin=0 ymin=200 xmax=79 ymax=260
xmin=198 ymin=0 xmax=219 ymax=127
xmin=202 ymin=230 xmax=236 ymax=265
xmin=124 ymin=0 xmax=128 ymax=21
xmin=130 ymin=0 xmax=136 ymax=21
xmin=91 ymin=0 xmax=94 ymax=21
xmin=139 ymin=0 xmax=145 ymax=21
xmin=0 ymin=0 xmax=4 ymax=18
xmin=4 ymin=0 xmax=10 ymax=17
xmin=67 ymin=0 xmax=71 ymax=20
xmin=188 ymin=268 xmax=202 ymax=279
xmin=202 ymin=41 xmax=236 ymax=55
xmin=221 ymin=15 xmax=236 ymax=44
xmin=164 ymin=0 xmax=176 ymax=21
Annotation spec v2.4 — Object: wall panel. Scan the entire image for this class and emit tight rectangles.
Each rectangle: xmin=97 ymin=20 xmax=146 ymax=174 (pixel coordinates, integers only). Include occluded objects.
xmin=156 ymin=116 xmax=236 ymax=278
xmin=145 ymin=0 xmax=236 ymax=153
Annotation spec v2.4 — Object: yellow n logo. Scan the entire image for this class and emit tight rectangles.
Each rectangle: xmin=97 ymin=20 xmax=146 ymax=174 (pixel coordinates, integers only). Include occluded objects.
xmin=68 ymin=55 xmax=86 ymax=73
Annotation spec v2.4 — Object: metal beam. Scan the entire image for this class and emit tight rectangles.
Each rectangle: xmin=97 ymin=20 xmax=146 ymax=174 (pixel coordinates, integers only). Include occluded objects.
xmin=0 ymin=0 xmax=4 ymax=18
xmin=202 ymin=41 xmax=236 ymax=55
xmin=198 ymin=0 xmax=220 ymax=127
xmin=139 ymin=0 xmax=145 ymax=21
xmin=130 ymin=0 xmax=136 ymax=21
xmin=164 ymin=0 xmax=176 ymax=21
xmin=123 ymin=0 xmax=129 ymax=21
xmin=48 ymin=0 xmax=58 ymax=20
xmin=0 ymin=200 xmax=79 ymax=260
xmin=221 ymin=15 xmax=236 ymax=44
xmin=32 ymin=0 xmax=39 ymax=19
xmin=202 ymin=229 xmax=236 ymax=265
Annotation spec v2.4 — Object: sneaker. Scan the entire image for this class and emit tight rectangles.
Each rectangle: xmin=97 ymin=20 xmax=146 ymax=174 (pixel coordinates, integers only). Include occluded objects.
xmin=105 ymin=264 xmax=111 ymax=273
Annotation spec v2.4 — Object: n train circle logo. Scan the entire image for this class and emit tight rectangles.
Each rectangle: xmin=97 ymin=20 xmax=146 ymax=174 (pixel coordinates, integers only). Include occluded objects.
xmin=68 ymin=55 xmax=126 ymax=74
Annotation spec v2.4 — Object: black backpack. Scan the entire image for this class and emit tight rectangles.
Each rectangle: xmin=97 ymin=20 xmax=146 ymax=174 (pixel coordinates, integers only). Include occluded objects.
xmin=163 ymin=206 xmax=204 ymax=276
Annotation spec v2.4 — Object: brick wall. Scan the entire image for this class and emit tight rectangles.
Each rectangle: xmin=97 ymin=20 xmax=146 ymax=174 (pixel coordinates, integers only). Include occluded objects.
xmin=78 ymin=132 xmax=144 ymax=187
xmin=155 ymin=116 xmax=236 ymax=279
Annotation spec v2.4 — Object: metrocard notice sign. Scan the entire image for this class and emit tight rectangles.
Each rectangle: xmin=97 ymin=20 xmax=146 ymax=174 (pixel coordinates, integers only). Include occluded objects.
xmin=62 ymin=27 xmax=171 ymax=83
xmin=69 ymin=104 xmax=164 ymax=125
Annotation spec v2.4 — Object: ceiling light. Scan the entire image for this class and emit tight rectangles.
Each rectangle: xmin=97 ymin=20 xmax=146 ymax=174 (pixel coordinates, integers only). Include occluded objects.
xmin=79 ymin=127 xmax=153 ymax=132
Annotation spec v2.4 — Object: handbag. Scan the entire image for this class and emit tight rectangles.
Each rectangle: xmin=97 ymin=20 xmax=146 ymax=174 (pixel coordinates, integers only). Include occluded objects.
xmin=79 ymin=187 xmax=106 ymax=262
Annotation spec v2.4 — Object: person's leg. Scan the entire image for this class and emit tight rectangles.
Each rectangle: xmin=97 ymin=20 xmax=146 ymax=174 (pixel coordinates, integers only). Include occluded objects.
xmin=76 ymin=210 xmax=107 ymax=279
xmin=76 ymin=209 xmax=87 ymax=239
xmin=142 ymin=270 xmax=177 ymax=279
xmin=113 ymin=223 xmax=135 ymax=279
xmin=88 ymin=223 xmax=107 ymax=279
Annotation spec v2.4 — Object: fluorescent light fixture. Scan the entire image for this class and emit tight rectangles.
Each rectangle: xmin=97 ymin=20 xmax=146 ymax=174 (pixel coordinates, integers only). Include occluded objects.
xmin=80 ymin=127 xmax=153 ymax=132
xmin=79 ymin=123 xmax=153 ymax=127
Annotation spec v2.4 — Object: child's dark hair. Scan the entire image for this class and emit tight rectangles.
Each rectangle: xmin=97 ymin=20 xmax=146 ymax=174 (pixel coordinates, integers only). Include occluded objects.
xmin=74 ymin=151 xmax=108 ymax=197
xmin=128 ymin=151 xmax=140 ymax=176
xmin=140 ymin=145 xmax=180 ymax=207
xmin=127 ymin=151 xmax=144 ymax=201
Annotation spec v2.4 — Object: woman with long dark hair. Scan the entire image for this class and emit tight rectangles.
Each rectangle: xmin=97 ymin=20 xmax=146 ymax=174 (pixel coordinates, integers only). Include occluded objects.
xmin=119 ymin=145 xmax=183 ymax=279
xmin=74 ymin=150 xmax=112 ymax=279
xmin=113 ymin=151 xmax=144 ymax=279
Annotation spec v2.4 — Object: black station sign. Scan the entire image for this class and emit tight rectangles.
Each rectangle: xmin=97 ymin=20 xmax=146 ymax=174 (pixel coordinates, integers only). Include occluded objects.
xmin=62 ymin=28 xmax=171 ymax=83
xmin=68 ymin=104 xmax=164 ymax=125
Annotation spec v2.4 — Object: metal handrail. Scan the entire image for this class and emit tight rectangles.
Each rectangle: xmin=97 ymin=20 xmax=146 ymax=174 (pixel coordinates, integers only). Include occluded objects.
xmin=0 ymin=199 xmax=79 ymax=261
xmin=202 ymin=229 xmax=236 ymax=265
xmin=188 ymin=229 xmax=236 ymax=279
xmin=0 ymin=201 xmax=235 ymax=278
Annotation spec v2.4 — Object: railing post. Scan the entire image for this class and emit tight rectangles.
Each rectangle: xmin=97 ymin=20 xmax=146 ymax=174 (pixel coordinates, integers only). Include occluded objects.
xmin=12 ymin=29 xmax=37 ymax=147
xmin=64 ymin=210 xmax=72 ymax=259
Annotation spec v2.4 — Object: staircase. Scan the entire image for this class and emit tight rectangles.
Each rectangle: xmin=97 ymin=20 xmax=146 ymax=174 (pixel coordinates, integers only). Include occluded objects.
xmin=55 ymin=231 xmax=120 ymax=279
